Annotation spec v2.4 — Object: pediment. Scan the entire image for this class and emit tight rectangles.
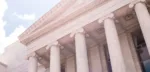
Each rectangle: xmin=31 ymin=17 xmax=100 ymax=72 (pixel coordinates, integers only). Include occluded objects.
xmin=19 ymin=0 xmax=108 ymax=45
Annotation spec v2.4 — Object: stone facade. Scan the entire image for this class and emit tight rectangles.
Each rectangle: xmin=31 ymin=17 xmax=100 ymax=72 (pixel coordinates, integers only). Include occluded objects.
xmin=18 ymin=0 xmax=150 ymax=72
xmin=0 ymin=41 xmax=47 ymax=72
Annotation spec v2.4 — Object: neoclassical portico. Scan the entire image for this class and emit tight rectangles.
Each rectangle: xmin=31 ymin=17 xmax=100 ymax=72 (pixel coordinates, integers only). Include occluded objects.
xmin=19 ymin=0 xmax=150 ymax=72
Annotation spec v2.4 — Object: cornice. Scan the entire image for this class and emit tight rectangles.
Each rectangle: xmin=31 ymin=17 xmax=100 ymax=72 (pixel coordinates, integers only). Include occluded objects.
xmin=19 ymin=0 xmax=76 ymax=41
xmin=19 ymin=0 xmax=108 ymax=45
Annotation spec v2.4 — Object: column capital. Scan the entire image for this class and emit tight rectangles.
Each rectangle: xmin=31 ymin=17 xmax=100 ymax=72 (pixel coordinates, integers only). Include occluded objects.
xmin=70 ymin=28 xmax=85 ymax=38
xmin=129 ymin=0 xmax=146 ymax=8
xmin=46 ymin=41 xmax=61 ymax=50
xmin=98 ymin=13 xmax=114 ymax=24
xmin=26 ymin=52 xmax=37 ymax=60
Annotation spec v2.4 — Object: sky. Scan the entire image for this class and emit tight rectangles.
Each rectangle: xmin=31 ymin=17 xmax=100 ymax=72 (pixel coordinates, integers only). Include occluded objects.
xmin=0 ymin=0 xmax=60 ymax=54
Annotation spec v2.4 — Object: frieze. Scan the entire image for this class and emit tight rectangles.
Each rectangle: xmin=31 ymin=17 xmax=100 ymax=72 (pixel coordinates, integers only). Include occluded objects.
xmin=19 ymin=0 xmax=108 ymax=45
xmin=19 ymin=0 xmax=75 ymax=39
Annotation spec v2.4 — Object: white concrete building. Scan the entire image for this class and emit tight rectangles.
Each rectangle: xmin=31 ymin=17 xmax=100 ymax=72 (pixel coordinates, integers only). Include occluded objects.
xmin=0 ymin=41 xmax=28 ymax=72
xmin=19 ymin=0 xmax=150 ymax=72
xmin=0 ymin=41 xmax=46 ymax=72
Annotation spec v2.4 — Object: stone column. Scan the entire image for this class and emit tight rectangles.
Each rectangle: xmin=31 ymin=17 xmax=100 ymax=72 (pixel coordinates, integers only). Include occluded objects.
xmin=104 ymin=18 xmax=126 ymax=72
xmin=75 ymin=29 xmax=89 ymax=72
xmin=49 ymin=43 xmax=61 ymax=72
xmin=134 ymin=2 xmax=150 ymax=54
xmin=28 ymin=55 xmax=38 ymax=72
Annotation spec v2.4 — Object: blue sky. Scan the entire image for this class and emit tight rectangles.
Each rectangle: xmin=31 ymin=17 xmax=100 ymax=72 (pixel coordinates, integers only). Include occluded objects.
xmin=0 ymin=0 xmax=60 ymax=54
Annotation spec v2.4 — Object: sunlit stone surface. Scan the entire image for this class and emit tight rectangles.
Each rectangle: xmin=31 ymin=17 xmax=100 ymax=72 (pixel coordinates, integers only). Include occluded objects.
xmin=1 ymin=0 xmax=148 ymax=72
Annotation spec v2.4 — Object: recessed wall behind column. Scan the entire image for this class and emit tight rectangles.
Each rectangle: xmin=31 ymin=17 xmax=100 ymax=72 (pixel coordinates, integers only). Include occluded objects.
xmin=88 ymin=46 xmax=103 ymax=72
xmin=65 ymin=32 xmax=141 ymax=72
xmin=65 ymin=56 xmax=76 ymax=72
xmin=65 ymin=45 xmax=108 ymax=72
xmin=119 ymin=32 xmax=142 ymax=72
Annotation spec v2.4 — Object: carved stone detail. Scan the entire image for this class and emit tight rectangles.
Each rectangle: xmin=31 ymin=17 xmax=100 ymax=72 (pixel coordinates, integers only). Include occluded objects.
xmin=129 ymin=0 xmax=146 ymax=8
xmin=19 ymin=0 xmax=76 ymax=39
xmin=19 ymin=0 xmax=108 ymax=45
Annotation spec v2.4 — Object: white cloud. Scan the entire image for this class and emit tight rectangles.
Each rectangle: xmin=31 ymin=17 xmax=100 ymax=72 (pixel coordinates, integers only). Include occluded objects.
xmin=0 ymin=0 xmax=8 ymax=54
xmin=0 ymin=26 xmax=26 ymax=53
xmin=13 ymin=12 xmax=36 ymax=21
xmin=0 ymin=0 xmax=7 ymax=18
xmin=0 ymin=0 xmax=26 ymax=54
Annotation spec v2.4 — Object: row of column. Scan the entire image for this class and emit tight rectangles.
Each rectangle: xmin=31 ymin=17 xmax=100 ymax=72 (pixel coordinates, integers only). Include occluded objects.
xmin=28 ymin=2 xmax=150 ymax=72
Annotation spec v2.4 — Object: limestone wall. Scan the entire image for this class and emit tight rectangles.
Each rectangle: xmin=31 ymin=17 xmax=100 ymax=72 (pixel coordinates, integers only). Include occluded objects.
xmin=65 ymin=56 xmax=76 ymax=72
xmin=0 ymin=41 xmax=46 ymax=72
xmin=65 ymin=45 xmax=108 ymax=72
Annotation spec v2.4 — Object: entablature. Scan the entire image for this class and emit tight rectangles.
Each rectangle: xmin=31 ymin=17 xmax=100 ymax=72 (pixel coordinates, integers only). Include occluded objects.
xmin=18 ymin=0 xmax=109 ymax=45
